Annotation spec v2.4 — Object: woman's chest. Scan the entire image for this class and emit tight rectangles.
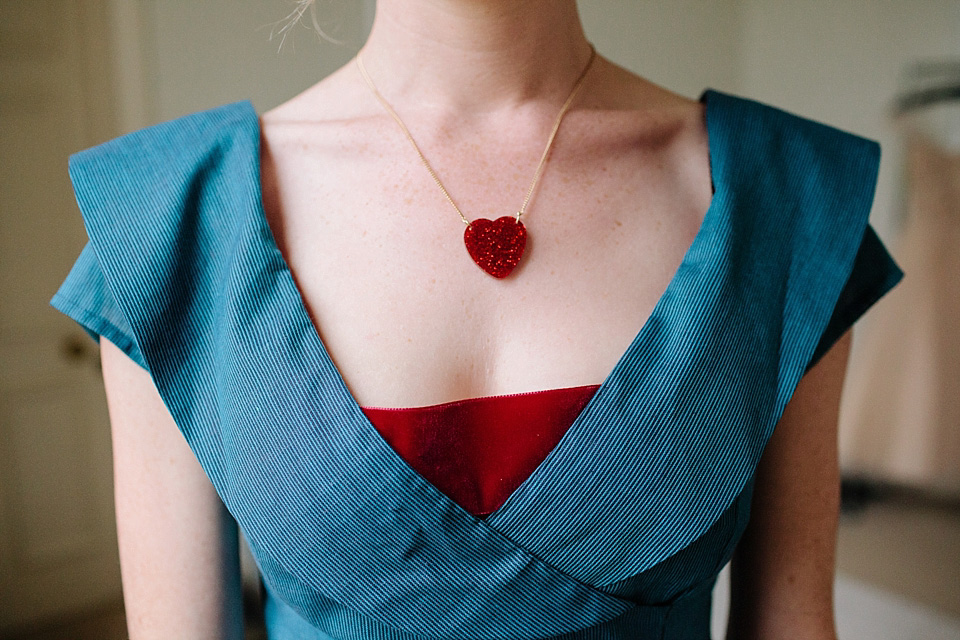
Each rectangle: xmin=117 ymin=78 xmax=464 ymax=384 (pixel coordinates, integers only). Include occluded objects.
xmin=258 ymin=116 xmax=711 ymax=406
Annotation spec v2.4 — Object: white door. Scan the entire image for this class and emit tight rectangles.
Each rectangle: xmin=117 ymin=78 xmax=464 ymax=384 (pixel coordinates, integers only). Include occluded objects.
xmin=0 ymin=0 xmax=125 ymax=632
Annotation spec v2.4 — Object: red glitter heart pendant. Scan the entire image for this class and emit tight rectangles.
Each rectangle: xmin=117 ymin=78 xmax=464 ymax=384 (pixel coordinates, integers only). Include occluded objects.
xmin=463 ymin=216 xmax=527 ymax=278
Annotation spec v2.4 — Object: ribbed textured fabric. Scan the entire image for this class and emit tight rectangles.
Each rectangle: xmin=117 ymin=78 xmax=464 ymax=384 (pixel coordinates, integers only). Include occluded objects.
xmin=49 ymin=89 xmax=904 ymax=639
xmin=361 ymin=384 xmax=601 ymax=518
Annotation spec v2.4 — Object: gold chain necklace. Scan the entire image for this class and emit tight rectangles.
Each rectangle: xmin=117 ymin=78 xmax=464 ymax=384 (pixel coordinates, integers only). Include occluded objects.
xmin=355 ymin=45 xmax=597 ymax=278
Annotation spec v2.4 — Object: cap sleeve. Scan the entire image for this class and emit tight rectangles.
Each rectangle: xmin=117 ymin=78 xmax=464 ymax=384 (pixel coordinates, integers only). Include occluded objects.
xmin=805 ymin=222 xmax=903 ymax=373
xmin=47 ymin=99 xmax=258 ymax=391
xmin=706 ymin=90 xmax=906 ymax=401
xmin=50 ymin=240 xmax=148 ymax=370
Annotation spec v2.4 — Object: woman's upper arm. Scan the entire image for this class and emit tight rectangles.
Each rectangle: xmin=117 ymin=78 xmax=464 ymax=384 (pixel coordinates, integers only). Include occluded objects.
xmin=100 ymin=336 xmax=244 ymax=639
xmin=726 ymin=328 xmax=853 ymax=640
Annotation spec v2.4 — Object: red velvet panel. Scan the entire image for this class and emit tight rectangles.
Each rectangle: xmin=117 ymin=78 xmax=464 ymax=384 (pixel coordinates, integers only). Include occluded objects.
xmin=361 ymin=384 xmax=601 ymax=518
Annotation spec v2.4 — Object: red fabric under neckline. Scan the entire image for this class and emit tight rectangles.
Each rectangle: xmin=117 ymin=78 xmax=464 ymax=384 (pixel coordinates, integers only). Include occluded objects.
xmin=361 ymin=384 xmax=601 ymax=518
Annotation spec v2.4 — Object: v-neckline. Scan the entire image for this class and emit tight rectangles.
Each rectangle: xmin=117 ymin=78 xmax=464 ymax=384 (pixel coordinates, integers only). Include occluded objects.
xmin=247 ymin=89 xmax=727 ymax=523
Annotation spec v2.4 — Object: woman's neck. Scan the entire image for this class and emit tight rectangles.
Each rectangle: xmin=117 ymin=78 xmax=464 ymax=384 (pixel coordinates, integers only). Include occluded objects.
xmin=358 ymin=0 xmax=593 ymax=115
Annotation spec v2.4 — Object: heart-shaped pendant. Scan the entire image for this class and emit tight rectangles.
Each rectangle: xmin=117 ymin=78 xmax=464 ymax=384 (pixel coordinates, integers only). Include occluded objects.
xmin=463 ymin=216 xmax=527 ymax=278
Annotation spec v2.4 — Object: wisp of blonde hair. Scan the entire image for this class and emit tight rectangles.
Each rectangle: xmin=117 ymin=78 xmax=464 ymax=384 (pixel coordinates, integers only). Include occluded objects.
xmin=270 ymin=0 xmax=345 ymax=52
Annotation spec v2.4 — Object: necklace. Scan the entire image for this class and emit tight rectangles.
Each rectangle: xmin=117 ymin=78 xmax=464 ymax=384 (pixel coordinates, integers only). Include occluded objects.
xmin=355 ymin=45 xmax=597 ymax=278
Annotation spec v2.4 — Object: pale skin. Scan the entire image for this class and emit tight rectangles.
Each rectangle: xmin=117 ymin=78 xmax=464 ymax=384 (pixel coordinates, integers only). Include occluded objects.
xmin=102 ymin=0 xmax=849 ymax=637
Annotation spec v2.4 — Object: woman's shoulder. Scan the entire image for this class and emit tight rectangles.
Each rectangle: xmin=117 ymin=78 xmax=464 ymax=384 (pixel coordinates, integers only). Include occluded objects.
xmin=598 ymin=56 xmax=880 ymax=169
xmin=260 ymin=58 xmax=379 ymax=127
xmin=582 ymin=58 xmax=883 ymax=216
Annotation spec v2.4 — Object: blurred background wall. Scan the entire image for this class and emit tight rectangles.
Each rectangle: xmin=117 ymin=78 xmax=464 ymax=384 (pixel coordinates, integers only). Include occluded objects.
xmin=2 ymin=1 xmax=958 ymax=638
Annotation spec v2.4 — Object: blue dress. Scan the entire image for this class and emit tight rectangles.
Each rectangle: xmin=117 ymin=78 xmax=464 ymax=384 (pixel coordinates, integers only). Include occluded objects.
xmin=50 ymin=89 xmax=904 ymax=639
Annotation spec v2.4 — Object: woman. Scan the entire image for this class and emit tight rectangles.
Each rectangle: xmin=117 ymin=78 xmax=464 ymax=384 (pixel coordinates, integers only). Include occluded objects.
xmin=50 ymin=1 xmax=903 ymax=638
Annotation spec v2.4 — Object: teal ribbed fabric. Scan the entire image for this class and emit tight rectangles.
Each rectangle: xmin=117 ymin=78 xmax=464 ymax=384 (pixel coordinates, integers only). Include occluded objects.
xmin=50 ymin=89 xmax=903 ymax=639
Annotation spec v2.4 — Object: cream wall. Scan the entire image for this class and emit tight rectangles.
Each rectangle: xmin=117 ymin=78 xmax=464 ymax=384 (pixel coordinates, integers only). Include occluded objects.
xmin=133 ymin=0 xmax=375 ymax=120
xmin=577 ymin=0 xmax=742 ymax=97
